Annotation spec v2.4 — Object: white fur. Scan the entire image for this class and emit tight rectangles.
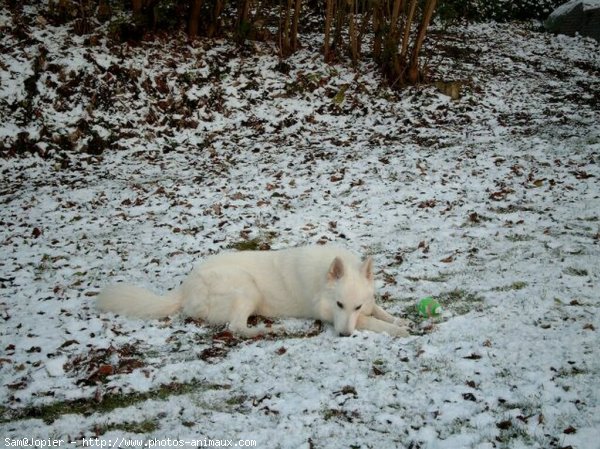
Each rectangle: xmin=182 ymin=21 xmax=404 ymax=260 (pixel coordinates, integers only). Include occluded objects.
xmin=97 ymin=245 xmax=410 ymax=337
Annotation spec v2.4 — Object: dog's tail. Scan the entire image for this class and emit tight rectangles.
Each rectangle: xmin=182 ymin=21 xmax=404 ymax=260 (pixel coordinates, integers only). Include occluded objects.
xmin=97 ymin=284 xmax=182 ymax=319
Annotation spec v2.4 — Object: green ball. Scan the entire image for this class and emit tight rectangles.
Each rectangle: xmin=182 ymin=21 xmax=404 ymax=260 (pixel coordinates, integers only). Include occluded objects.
xmin=417 ymin=297 xmax=442 ymax=317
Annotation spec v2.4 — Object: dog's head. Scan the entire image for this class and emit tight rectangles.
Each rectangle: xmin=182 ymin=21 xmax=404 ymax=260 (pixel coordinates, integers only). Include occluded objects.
xmin=327 ymin=256 xmax=375 ymax=336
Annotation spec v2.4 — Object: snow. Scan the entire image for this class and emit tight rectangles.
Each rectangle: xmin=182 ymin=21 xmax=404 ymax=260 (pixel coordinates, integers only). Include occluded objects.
xmin=1 ymin=4 xmax=599 ymax=449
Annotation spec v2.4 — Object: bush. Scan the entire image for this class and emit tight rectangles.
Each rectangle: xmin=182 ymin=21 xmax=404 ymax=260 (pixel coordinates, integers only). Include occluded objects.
xmin=437 ymin=0 xmax=565 ymax=23
xmin=36 ymin=0 xmax=439 ymax=87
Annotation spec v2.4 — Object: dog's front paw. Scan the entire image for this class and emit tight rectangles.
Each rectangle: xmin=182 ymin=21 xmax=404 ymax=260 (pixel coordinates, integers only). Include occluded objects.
xmin=387 ymin=325 xmax=410 ymax=337
xmin=393 ymin=317 xmax=411 ymax=328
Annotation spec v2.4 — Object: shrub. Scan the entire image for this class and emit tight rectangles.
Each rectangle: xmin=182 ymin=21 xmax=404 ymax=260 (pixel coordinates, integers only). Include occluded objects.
xmin=437 ymin=0 xmax=565 ymax=23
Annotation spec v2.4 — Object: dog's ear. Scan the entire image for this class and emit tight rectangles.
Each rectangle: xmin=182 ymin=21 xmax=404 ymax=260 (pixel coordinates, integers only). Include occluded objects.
xmin=327 ymin=257 xmax=345 ymax=282
xmin=361 ymin=256 xmax=374 ymax=282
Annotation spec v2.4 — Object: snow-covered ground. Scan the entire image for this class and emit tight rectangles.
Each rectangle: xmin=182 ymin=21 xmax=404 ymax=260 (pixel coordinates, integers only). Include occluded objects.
xmin=1 ymin=4 xmax=599 ymax=449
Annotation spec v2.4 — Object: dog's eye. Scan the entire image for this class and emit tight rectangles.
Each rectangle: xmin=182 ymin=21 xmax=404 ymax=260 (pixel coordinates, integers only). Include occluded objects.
xmin=355 ymin=304 xmax=362 ymax=311
xmin=336 ymin=301 xmax=343 ymax=309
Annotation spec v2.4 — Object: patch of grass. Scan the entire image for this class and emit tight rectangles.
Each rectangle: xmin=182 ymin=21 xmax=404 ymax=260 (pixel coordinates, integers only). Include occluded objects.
xmin=370 ymin=359 xmax=389 ymax=376
xmin=553 ymin=365 xmax=588 ymax=378
xmin=489 ymin=205 xmax=536 ymax=214
xmin=227 ymin=237 xmax=272 ymax=251
xmin=563 ymin=267 xmax=588 ymax=277
xmin=34 ymin=254 xmax=52 ymax=279
xmin=505 ymin=234 xmax=534 ymax=242
xmin=228 ymin=238 xmax=262 ymax=251
xmin=405 ymin=273 xmax=451 ymax=283
xmin=322 ymin=408 xmax=338 ymax=420
xmin=492 ymin=397 xmax=553 ymax=448
xmin=322 ymin=408 xmax=360 ymax=423
xmin=438 ymin=289 xmax=485 ymax=316
xmin=460 ymin=210 xmax=494 ymax=227
xmin=495 ymin=419 xmax=532 ymax=449
xmin=496 ymin=397 xmax=549 ymax=443
xmin=99 ymin=418 xmax=159 ymax=434
xmin=493 ymin=281 xmax=528 ymax=292
xmin=0 ymin=380 xmax=230 ymax=425
xmin=225 ymin=394 xmax=248 ymax=406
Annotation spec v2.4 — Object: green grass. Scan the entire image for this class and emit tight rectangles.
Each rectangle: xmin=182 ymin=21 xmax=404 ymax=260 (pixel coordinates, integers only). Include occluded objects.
xmin=228 ymin=238 xmax=263 ymax=251
xmin=0 ymin=380 xmax=230 ymax=425
xmin=505 ymin=234 xmax=535 ymax=242
xmin=495 ymin=420 xmax=532 ymax=449
xmin=405 ymin=273 xmax=451 ymax=283
xmin=225 ymin=394 xmax=248 ymax=406
xmin=492 ymin=281 xmax=528 ymax=292
xmin=489 ymin=205 xmax=536 ymax=214
xmin=228 ymin=235 xmax=276 ymax=251
xmin=438 ymin=289 xmax=485 ymax=316
xmin=553 ymin=365 xmax=588 ymax=378
xmin=563 ymin=267 xmax=588 ymax=277
xmin=322 ymin=408 xmax=360 ymax=423
xmin=98 ymin=419 xmax=159 ymax=434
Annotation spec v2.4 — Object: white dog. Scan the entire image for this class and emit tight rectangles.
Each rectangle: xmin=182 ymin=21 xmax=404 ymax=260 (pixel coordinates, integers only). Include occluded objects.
xmin=97 ymin=245 xmax=410 ymax=337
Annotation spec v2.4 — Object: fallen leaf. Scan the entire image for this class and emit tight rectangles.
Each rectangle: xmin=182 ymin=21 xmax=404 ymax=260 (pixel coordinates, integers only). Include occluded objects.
xmin=97 ymin=364 xmax=114 ymax=375
xmin=572 ymin=171 xmax=593 ymax=179
xmin=463 ymin=392 xmax=477 ymax=401
xmin=469 ymin=212 xmax=481 ymax=223
xmin=496 ymin=420 xmax=512 ymax=430
xmin=59 ymin=339 xmax=79 ymax=348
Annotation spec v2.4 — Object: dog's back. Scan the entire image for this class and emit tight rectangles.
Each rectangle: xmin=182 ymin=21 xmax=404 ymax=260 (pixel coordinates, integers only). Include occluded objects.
xmin=195 ymin=245 xmax=362 ymax=318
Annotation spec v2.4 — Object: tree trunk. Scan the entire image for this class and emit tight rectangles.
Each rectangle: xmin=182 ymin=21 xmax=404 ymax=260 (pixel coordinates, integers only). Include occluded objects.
xmin=407 ymin=0 xmax=437 ymax=83
xmin=290 ymin=0 xmax=302 ymax=51
xmin=372 ymin=0 xmax=382 ymax=60
xmin=324 ymin=0 xmax=335 ymax=60
xmin=400 ymin=0 xmax=417 ymax=60
xmin=207 ymin=0 xmax=225 ymax=38
xmin=237 ymin=0 xmax=252 ymax=40
xmin=279 ymin=0 xmax=294 ymax=55
xmin=189 ymin=0 xmax=203 ymax=39
xmin=347 ymin=0 xmax=358 ymax=63
xmin=132 ymin=0 xmax=142 ymax=14
xmin=389 ymin=0 xmax=404 ymax=39
xmin=332 ymin=0 xmax=345 ymax=54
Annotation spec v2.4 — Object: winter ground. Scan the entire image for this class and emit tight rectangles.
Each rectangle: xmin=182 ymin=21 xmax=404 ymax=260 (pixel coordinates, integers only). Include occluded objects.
xmin=1 ymin=4 xmax=599 ymax=449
